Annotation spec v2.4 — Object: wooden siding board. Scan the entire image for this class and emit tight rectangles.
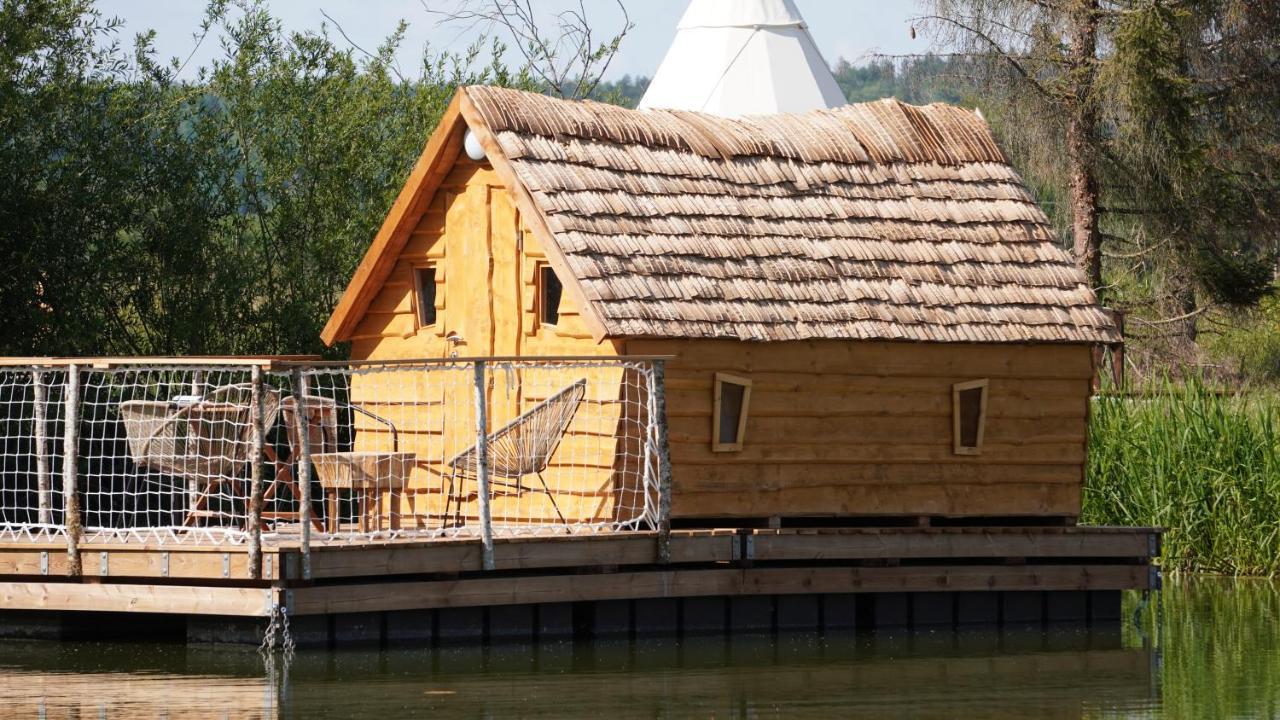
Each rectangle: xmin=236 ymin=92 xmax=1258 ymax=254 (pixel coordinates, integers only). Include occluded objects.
xmin=322 ymin=93 xmax=467 ymax=345
xmin=285 ymin=564 xmax=1147 ymax=615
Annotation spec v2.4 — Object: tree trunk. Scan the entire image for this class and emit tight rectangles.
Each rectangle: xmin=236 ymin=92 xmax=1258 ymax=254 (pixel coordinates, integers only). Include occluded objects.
xmin=1173 ymin=277 xmax=1199 ymax=343
xmin=1066 ymin=0 xmax=1103 ymax=293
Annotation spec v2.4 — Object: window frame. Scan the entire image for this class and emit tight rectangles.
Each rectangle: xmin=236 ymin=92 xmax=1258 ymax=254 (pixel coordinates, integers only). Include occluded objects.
xmin=536 ymin=262 xmax=563 ymax=328
xmin=712 ymin=372 xmax=753 ymax=453
xmin=411 ymin=264 xmax=439 ymax=330
xmin=951 ymin=378 xmax=989 ymax=456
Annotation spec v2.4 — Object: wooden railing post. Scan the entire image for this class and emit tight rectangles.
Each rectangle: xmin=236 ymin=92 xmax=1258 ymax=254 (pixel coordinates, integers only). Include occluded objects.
xmin=473 ymin=360 xmax=495 ymax=571
xmin=289 ymin=367 xmax=312 ymax=580
xmin=32 ymin=369 xmax=52 ymax=526
xmin=247 ymin=365 xmax=266 ymax=579
xmin=651 ymin=360 xmax=674 ymax=564
xmin=63 ymin=365 xmax=82 ymax=576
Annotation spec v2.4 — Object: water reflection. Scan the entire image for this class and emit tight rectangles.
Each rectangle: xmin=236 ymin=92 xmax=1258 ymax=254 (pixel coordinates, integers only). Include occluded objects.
xmin=0 ymin=579 xmax=1275 ymax=719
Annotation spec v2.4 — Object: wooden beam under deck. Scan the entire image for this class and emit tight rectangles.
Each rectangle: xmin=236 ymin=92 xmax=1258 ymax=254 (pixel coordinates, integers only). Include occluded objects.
xmin=303 ymin=530 xmax=738 ymax=579
xmin=0 ymin=527 xmax=1158 ymax=583
xmin=0 ymin=527 xmax=1159 ymax=618
xmin=0 ymin=543 xmax=287 ymax=582
xmin=748 ymin=527 xmax=1160 ymax=563
xmin=284 ymin=564 xmax=1152 ymax=616
xmin=0 ymin=582 xmax=272 ymax=616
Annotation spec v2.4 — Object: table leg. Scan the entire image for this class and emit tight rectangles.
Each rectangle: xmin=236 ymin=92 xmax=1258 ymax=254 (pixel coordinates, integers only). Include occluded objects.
xmin=326 ymin=489 xmax=338 ymax=534
xmin=389 ymin=487 xmax=401 ymax=531
xmin=358 ymin=489 xmax=369 ymax=534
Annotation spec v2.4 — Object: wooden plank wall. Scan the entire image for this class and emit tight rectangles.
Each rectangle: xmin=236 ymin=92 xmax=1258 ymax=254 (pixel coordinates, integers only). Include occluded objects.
xmin=339 ymin=152 xmax=1094 ymax=525
xmin=624 ymin=339 xmax=1094 ymax=520
xmin=343 ymin=156 xmax=635 ymax=529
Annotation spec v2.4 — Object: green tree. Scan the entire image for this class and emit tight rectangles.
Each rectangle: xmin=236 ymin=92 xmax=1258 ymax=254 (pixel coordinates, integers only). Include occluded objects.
xmin=920 ymin=0 xmax=1279 ymax=356
xmin=0 ymin=0 xmax=530 ymax=357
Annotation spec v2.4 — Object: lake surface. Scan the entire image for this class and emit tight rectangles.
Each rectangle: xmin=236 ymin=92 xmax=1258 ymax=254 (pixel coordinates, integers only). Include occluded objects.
xmin=0 ymin=579 xmax=1275 ymax=719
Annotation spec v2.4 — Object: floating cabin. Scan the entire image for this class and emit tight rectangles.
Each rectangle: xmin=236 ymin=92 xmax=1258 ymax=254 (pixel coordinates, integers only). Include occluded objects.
xmin=0 ymin=2 xmax=1158 ymax=645
xmin=323 ymin=85 xmax=1121 ymax=528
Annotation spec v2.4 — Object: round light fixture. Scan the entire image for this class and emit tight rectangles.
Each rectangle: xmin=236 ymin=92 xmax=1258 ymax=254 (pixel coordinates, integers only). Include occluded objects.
xmin=463 ymin=128 xmax=487 ymax=162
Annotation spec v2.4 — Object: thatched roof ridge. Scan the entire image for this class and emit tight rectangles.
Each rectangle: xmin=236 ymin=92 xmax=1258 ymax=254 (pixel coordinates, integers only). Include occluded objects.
xmin=466 ymin=87 xmax=1008 ymax=167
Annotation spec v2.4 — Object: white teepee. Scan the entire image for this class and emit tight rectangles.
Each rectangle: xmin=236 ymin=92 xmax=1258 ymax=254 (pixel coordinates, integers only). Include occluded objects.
xmin=638 ymin=0 xmax=845 ymax=117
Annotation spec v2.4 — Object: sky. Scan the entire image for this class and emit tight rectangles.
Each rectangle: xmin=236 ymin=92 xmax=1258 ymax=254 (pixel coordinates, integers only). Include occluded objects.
xmin=98 ymin=1 xmax=928 ymax=80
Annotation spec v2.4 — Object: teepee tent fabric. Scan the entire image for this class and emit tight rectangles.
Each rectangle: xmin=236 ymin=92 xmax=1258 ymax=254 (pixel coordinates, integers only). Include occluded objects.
xmin=638 ymin=0 xmax=846 ymax=117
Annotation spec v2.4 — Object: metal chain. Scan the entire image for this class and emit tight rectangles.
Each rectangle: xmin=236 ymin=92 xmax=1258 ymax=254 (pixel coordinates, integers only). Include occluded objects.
xmin=259 ymin=603 xmax=295 ymax=656
xmin=279 ymin=605 xmax=295 ymax=656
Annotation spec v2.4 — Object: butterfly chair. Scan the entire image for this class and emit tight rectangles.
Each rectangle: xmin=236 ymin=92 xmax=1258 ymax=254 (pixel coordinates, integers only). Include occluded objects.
xmin=119 ymin=384 xmax=274 ymax=529
xmin=445 ymin=378 xmax=587 ymax=529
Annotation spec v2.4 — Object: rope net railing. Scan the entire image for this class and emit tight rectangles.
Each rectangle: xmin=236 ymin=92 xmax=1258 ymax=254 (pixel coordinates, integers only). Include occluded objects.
xmin=0 ymin=358 xmax=665 ymax=549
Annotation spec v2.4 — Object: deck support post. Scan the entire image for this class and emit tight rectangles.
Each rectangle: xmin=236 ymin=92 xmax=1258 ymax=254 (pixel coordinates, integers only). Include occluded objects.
xmin=32 ymin=369 xmax=51 ymax=526
xmin=247 ymin=365 xmax=266 ymax=579
xmin=473 ymin=360 xmax=495 ymax=571
xmin=289 ymin=368 xmax=312 ymax=580
xmin=62 ymin=364 xmax=81 ymax=577
xmin=652 ymin=360 xmax=674 ymax=564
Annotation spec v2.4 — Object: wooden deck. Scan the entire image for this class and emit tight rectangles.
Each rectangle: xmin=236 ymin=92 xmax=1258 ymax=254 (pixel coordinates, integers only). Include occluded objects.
xmin=0 ymin=526 xmax=1159 ymax=644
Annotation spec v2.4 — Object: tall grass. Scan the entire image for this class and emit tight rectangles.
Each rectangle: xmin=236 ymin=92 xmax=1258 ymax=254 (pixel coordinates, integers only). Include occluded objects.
xmin=1083 ymin=379 xmax=1280 ymax=576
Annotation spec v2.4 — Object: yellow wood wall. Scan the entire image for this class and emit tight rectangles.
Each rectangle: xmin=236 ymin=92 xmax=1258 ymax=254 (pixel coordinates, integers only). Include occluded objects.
xmin=623 ymin=339 xmax=1093 ymax=520
xmin=344 ymin=157 xmax=633 ymax=529
xmin=339 ymin=155 xmax=1093 ymax=526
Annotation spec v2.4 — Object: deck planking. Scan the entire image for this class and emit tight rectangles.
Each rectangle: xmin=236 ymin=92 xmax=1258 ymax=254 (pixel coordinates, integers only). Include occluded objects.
xmin=0 ymin=526 xmax=1159 ymax=624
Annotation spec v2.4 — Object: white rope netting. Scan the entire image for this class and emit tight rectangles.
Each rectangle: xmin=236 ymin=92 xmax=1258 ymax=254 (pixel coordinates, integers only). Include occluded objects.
xmin=0 ymin=359 xmax=661 ymax=546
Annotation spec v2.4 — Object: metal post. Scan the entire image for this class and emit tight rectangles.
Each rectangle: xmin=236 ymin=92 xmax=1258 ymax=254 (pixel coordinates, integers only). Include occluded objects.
xmin=32 ymin=369 xmax=52 ymax=526
xmin=289 ymin=368 xmax=312 ymax=580
xmin=247 ymin=365 xmax=266 ymax=579
xmin=651 ymin=360 xmax=674 ymax=564
xmin=63 ymin=365 xmax=82 ymax=576
xmin=473 ymin=360 xmax=495 ymax=571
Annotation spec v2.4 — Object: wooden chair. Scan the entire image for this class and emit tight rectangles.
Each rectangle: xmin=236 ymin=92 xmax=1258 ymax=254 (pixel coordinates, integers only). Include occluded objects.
xmin=445 ymin=378 xmax=587 ymax=528
xmin=119 ymin=384 xmax=268 ymax=528
xmin=260 ymin=395 xmax=337 ymax=532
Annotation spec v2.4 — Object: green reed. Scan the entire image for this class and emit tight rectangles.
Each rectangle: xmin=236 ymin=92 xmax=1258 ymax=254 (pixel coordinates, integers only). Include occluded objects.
xmin=1120 ymin=577 xmax=1280 ymax=719
xmin=1083 ymin=379 xmax=1280 ymax=576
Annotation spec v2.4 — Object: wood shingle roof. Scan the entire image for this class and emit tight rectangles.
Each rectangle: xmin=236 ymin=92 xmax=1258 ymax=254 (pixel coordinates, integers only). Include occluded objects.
xmin=464 ymin=86 xmax=1119 ymax=344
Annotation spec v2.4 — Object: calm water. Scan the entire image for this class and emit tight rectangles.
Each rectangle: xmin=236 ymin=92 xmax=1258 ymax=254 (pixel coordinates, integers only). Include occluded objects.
xmin=0 ymin=579 xmax=1276 ymax=719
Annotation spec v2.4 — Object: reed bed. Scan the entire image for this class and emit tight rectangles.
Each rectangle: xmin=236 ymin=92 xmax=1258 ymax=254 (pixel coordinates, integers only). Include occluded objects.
xmin=1083 ymin=380 xmax=1280 ymax=576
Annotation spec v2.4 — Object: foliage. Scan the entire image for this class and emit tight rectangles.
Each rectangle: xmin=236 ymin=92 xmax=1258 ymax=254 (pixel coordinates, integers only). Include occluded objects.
xmin=1201 ymin=295 xmax=1280 ymax=383
xmin=920 ymin=0 xmax=1280 ymax=351
xmin=1083 ymin=378 xmax=1280 ymax=576
xmin=581 ymin=73 xmax=647 ymax=107
xmin=832 ymin=55 xmax=971 ymax=105
xmin=0 ymin=0 xmax=527 ymax=357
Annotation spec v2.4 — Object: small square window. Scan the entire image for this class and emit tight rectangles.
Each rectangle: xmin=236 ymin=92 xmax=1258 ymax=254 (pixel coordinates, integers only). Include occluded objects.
xmin=538 ymin=264 xmax=562 ymax=326
xmin=712 ymin=373 xmax=752 ymax=452
xmin=413 ymin=266 xmax=437 ymax=327
xmin=952 ymin=379 xmax=988 ymax=455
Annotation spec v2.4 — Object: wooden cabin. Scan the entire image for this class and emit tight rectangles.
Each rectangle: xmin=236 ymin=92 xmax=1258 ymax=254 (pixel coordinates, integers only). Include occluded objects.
xmin=321 ymin=86 xmax=1120 ymax=527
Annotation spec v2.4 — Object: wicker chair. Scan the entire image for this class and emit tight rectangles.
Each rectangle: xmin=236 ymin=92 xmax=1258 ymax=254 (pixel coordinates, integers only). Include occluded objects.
xmin=446 ymin=378 xmax=587 ymax=528
xmin=119 ymin=384 xmax=274 ymax=528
